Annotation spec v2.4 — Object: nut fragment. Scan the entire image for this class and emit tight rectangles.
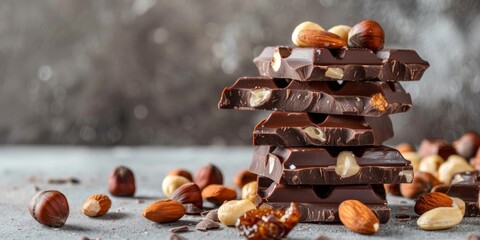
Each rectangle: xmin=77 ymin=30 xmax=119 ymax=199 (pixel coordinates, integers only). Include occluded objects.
xmin=201 ymin=184 xmax=237 ymax=205
xmin=418 ymin=155 xmax=444 ymax=175
xmin=304 ymin=126 xmax=326 ymax=142
xmin=400 ymin=172 xmax=441 ymax=198
xmin=328 ymin=25 xmax=351 ymax=42
xmin=218 ymin=199 xmax=256 ymax=226
xmin=416 ymin=207 xmax=463 ymax=230
xmin=142 ymin=199 xmax=185 ymax=223
xmin=109 ymin=166 xmax=136 ymax=197
xmin=29 ymin=190 xmax=70 ymax=227
xmin=170 ymin=182 xmax=203 ymax=209
xmin=82 ymin=194 xmax=111 ymax=217
xmin=241 ymin=181 xmax=258 ymax=204
xmin=339 ymin=200 xmax=380 ymax=235
xmin=234 ymin=169 xmax=257 ymax=188
xmin=335 ymin=151 xmax=360 ymax=178
xmin=399 ymin=170 xmax=414 ymax=183
xmin=325 ymin=67 xmax=344 ymax=80
xmin=370 ymin=93 xmax=388 ymax=112
xmin=168 ymin=169 xmax=193 ymax=182
xmin=249 ymin=88 xmax=272 ymax=107
xmin=414 ymin=192 xmax=454 ymax=215
xmin=162 ymin=175 xmax=191 ymax=197
xmin=271 ymin=48 xmax=282 ymax=72
xmin=438 ymin=154 xmax=473 ymax=184
xmin=193 ymin=164 xmax=223 ymax=190
xmin=291 ymin=21 xmax=324 ymax=46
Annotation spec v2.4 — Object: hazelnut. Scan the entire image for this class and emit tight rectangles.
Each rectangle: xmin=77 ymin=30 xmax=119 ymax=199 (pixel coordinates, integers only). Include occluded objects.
xmin=418 ymin=139 xmax=457 ymax=160
xmin=142 ymin=199 xmax=185 ymax=223
xmin=396 ymin=143 xmax=416 ymax=153
xmin=108 ymin=166 xmax=135 ymax=197
xmin=194 ymin=164 xmax=223 ymax=190
xmin=201 ymin=184 xmax=237 ymax=205
xmin=241 ymin=181 xmax=258 ymax=204
xmin=437 ymin=155 xmax=473 ymax=184
xmin=348 ymin=20 xmax=384 ymax=51
xmin=400 ymin=172 xmax=441 ymax=198
xmin=328 ymin=25 xmax=351 ymax=42
xmin=162 ymin=175 xmax=191 ymax=197
xmin=453 ymin=131 xmax=480 ymax=159
xmin=82 ymin=194 xmax=111 ymax=217
xmin=29 ymin=190 xmax=69 ymax=227
xmin=170 ymin=182 xmax=203 ymax=209
xmin=418 ymin=155 xmax=444 ymax=175
xmin=291 ymin=21 xmax=324 ymax=46
xmin=168 ymin=169 xmax=193 ymax=182
xmin=233 ymin=169 xmax=257 ymax=188
xmin=217 ymin=199 xmax=256 ymax=226
xmin=335 ymin=151 xmax=360 ymax=178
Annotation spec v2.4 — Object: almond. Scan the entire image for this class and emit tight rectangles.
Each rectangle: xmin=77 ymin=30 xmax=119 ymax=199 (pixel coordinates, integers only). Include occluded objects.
xmin=339 ymin=200 xmax=380 ymax=235
xmin=82 ymin=194 xmax=111 ymax=217
xmin=414 ymin=192 xmax=454 ymax=215
xmin=170 ymin=183 xmax=203 ymax=209
xmin=201 ymin=184 xmax=237 ymax=205
xmin=417 ymin=207 xmax=463 ymax=230
xmin=296 ymin=29 xmax=347 ymax=49
xmin=142 ymin=199 xmax=185 ymax=223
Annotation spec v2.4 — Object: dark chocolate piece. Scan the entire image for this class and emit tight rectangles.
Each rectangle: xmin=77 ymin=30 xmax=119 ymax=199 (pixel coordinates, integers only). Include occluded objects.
xmin=169 ymin=225 xmax=189 ymax=233
xmin=253 ymin=112 xmax=393 ymax=147
xmin=203 ymin=209 xmax=220 ymax=222
xmin=418 ymin=139 xmax=457 ymax=160
xmin=253 ymin=46 xmax=429 ymax=81
xmin=250 ymin=145 xmax=412 ymax=185
xmin=219 ymin=77 xmax=412 ymax=117
xmin=184 ymin=203 xmax=203 ymax=215
xmin=195 ymin=219 xmax=221 ymax=231
xmin=446 ymin=171 xmax=480 ymax=217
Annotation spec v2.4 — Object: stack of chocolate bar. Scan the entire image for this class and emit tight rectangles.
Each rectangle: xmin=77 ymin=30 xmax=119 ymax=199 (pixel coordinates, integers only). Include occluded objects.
xmin=218 ymin=46 xmax=429 ymax=223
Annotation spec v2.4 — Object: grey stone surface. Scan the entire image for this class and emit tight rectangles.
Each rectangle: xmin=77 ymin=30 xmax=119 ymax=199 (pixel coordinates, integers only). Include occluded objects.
xmin=0 ymin=146 xmax=479 ymax=239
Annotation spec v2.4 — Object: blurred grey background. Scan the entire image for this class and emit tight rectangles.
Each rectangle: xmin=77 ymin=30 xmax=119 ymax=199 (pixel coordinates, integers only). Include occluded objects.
xmin=0 ymin=0 xmax=479 ymax=145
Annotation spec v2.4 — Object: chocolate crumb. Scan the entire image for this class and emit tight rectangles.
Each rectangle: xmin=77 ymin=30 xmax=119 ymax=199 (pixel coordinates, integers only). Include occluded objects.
xmin=47 ymin=177 xmax=80 ymax=184
xmin=184 ymin=203 xmax=203 ymax=215
xmin=196 ymin=219 xmax=220 ymax=231
xmin=395 ymin=214 xmax=411 ymax=222
xmin=204 ymin=209 xmax=219 ymax=222
xmin=169 ymin=234 xmax=188 ymax=240
xmin=169 ymin=225 xmax=189 ymax=233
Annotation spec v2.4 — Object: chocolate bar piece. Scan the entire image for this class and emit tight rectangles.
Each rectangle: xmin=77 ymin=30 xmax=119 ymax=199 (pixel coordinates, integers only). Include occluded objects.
xmin=446 ymin=171 xmax=480 ymax=217
xmin=418 ymin=139 xmax=457 ymax=160
xmin=258 ymin=177 xmax=390 ymax=223
xmin=250 ymin=145 xmax=413 ymax=185
xmin=254 ymin=46 xmax=429 ymax=81
xmin=253 ymin=112 xmax=393 ymax=147
xmin=218 ymin=77 xmax=412 ymax=117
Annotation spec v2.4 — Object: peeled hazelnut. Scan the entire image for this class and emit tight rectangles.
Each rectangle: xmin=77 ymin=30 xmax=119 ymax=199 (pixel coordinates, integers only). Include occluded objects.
xmin=418 ymin=155 xmax=444 ymax=175
xmin=291 ymin=21 xmax=324 ymax=46
xmin=233 ymin=169 xmax=257 ymax=188
xmin=170 ymin=182 xmax=203 ymax=209
xmin=162 ymin=175 xmax=191 ymax=197
xmin=29 ymin=190 xmax=69 ymax=227
xmin=335 ymin=151 xmax=360 ymax=178
xmin=168 ymin=169 xmax=193 ymax=182
xmin=142 ymin=199 xmax=185 ymax=223
xmin=453 ymin=131 xmax=480 ymax=159
xmin=400 ymin=172 xmax=441 ymax=198
xmin=241 ymin=181 xmax=258 ymax=204
xmin=82 ymin=194 xmax=111 ymax=217
xmin=437 ymin=155 xmax=473 ymax=184
xmin=418 ymin=139 xmax=457 ymax=160
xmin=396 ymin=143 xmax=416 ymax=153
xmin=194 ymin=164 xmax=223 ymax=190
xmin=108 ymin=166 xmax=135 ymax=197
xmin=328 ymin=25 xmax=351 ymax=42
xmin=201 ymin=184 xmax=237 ymax=205
xmin=348 ymin=20 xmax=384 ymax=51
xmin=217 ymin=199 xmax=256 ymax=226
xmin=401 ymin=152 xmax=421 ymax=172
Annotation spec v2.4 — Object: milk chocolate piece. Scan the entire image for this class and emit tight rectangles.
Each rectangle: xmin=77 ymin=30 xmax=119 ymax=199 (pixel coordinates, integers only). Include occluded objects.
xmin=257 ymin=178 xmax=390 ymax=223
xmin=250 ymin=145 xmax=412 ymax=185
xmin=219 ymin=77 xmax=412 ymax=117
xmin=254 ymin=46 xmax=429 ymax=81
xmin=446 ymin=171 xmax=480 ymax=217
xmin=418 ymin=139 xmax=457 ymax=160
xmin=253 ymin=112 xmax=393 ymax=147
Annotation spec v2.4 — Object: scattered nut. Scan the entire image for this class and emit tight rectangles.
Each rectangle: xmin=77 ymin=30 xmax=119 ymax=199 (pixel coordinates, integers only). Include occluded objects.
xmin=170 ymin=182 xmax=203 ymax=209
xmin=416 ymin=207 xmax=463 ymax=230
xmin=218 ymin=199 xmax=256 ymax=226
xmin=162 ymin=175 xmax=191 ymax=197
xmin=304 ymin=126 xmax=326 ymax=142
xmin=384 ymin=184 xmax=401 ymax=196
xmin=194 ymin=164 xmax=224 ymax=190
xmin=400 ymin=172 xmax=441 ymax=198
xmin=328 ymin=25 xmax=351 ymax=42
xmin=296 ymin=29 xmax=347 ymax=48
xmin=108 ymin=166 xmax=136 ymax=197
xmin=82 ymin=194 xmax=111 ymax=217
xmin=401 ymin=152 xmax=421 ymax=172
xmin=168 ymin=169 xmax=193 ymax=182
xmin=396 ymin=143 xmax=416 ymax=153
xmin=142 ymin=199 xmax=185 ymax=223
xmin=418 ymin=155 xmax=444 ymax=175
xmin=201 ymin=184 xmax=237 ymax=205
xmin=241 ymin=181 xmax=258 ymax=204
xmin=414 ymin=192 xmax=454 ymax=215
xmin=324 ymin=67 xmax=344 ymax=80
xmin=29 ymin=190 xmax=69 ymax=227
xmin=438 ymin=155 xmax=473 ymax=184
xmin=338 ymin=200 xmax=380 ymax=235
xmin=453 ymin=131 xmax=480 ymax=159
xmin=249 ymin=88 xmax=272 ymax=107
xmin=348 ymin=20 xmax=384 ymax=50
xmin=233 ymin=169 xmax=257 ymax=188
xmin=335 ymin=151 xmax=360 ymax=178
xmin=291 ymin=21 xmax=325 ymax=46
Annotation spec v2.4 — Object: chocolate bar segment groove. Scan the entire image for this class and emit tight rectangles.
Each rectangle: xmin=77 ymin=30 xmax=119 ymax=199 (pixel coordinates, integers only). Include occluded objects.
xmin=253 ymin=112 xmax=393 ymax=147
xmin=219 ymin=77 xmax=412 ymax=116
xmin=254 ymin=46 xmax=429 ymax=81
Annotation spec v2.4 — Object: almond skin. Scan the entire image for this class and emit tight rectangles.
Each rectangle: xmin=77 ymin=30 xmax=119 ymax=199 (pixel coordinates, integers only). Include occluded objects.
xmin=414 ymin=192 xmax=454 ymax=215
xmin=297 ymin=29 xmax=347 ymax=49
xmin=201 ymin=184 xmax=237 ymax=205
xmin=339 ymin=200 xmax=380 ymax=235
xmin=142 ymin=199 xmax=185 ymax=223
xmin=170 ymin=183 xmax=203 ymax=209
xmin=82 ymin=194 xmax=111 ymax=217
